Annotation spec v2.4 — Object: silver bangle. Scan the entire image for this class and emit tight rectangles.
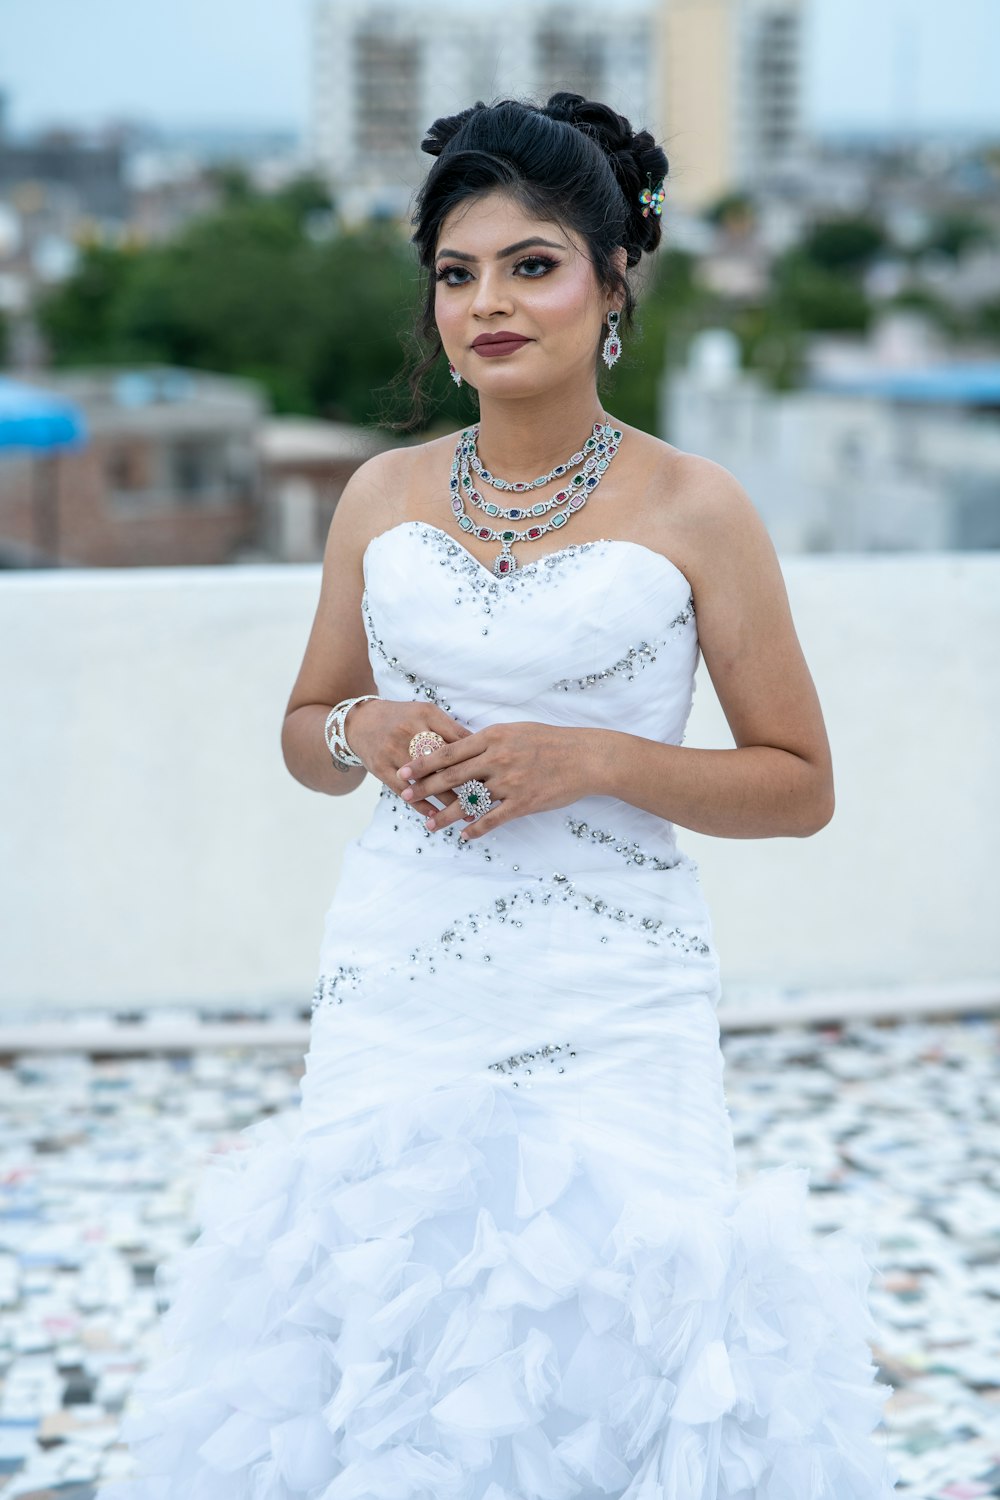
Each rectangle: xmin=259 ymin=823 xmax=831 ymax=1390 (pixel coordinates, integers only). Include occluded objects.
xmin=324 ymin=695 xmax=379 ymax=770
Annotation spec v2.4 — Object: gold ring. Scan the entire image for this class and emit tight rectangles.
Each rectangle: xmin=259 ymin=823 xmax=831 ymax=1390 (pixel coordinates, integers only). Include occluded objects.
xmin=408 ymin=730 xmax=445 ymax=760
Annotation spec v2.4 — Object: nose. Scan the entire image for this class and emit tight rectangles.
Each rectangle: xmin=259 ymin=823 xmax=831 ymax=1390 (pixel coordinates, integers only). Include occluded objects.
xmin=469 ymin=265 xmax=514 ymax=320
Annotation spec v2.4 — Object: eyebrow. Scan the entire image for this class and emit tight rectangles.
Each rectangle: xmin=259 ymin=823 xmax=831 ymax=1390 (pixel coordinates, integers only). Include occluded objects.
xmin=435 ymin=236 xmax=567 ymax=263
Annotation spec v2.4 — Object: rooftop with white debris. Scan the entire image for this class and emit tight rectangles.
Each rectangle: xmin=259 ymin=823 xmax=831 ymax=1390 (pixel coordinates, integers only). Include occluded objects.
xmin=0 ymin=1012 xmax=998 ymax=1498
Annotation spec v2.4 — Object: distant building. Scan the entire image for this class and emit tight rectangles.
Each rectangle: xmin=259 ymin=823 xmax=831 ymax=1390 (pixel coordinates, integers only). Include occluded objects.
xmin=657 ymin=0 xmax=806 ymax=212
xmin=310 ymin=0 xmax=658 ymax=222
xmin=257 ymin=416 xmax=387 ymax=563
xmin=0 ymin=113 xmax=133 ymax=349
xmin=663 ymin=321 xmax=1000 ymax=552
xmin=0 ymin=369 xmax=265 ymax=568
xmin=310 ymin=0 xmax=807 ymax=222
xmin=0 ymin=130 xmax=129 ymax=225
xmin=0 ymin=368 xmax=393 ymax=569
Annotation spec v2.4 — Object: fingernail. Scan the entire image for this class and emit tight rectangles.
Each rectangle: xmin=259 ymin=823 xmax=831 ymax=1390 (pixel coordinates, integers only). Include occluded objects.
xmin=398 ymin=765 xmax=412 ymax=779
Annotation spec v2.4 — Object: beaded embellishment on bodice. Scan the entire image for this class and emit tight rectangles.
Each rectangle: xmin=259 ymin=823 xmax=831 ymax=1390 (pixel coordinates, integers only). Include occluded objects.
xmin=361 ymin=520 xmax=699 ymax=748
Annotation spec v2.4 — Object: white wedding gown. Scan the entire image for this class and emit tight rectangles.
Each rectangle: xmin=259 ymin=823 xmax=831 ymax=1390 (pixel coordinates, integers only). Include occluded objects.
xmin=100 ymin=520 xmax=899 ymax=1499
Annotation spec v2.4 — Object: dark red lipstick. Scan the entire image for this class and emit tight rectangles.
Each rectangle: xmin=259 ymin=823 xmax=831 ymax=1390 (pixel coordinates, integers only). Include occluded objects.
xmin=471 ymin=333 xmax=532 ymax=357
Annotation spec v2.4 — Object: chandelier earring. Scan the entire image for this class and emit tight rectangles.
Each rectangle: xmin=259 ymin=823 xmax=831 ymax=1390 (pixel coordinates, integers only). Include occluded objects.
xmin=448 ymin=360 xmax=463 ymax=387
xmin=601 ymin=310 xmax=623 ymax=370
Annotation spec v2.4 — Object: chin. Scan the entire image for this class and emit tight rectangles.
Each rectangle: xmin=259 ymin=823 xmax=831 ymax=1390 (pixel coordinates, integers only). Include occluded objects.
xmin=473 ymin=369 xmax=553 ymax=399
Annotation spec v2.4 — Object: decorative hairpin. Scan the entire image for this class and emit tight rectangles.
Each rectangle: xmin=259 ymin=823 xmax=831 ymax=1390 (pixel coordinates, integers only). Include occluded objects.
xmin=638 ymin=177 xmax=665 ymax=218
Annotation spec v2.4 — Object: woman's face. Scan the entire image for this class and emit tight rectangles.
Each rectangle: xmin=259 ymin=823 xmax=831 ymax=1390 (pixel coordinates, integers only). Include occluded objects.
xmin=434 ymin=190 xmax=614 ymax=398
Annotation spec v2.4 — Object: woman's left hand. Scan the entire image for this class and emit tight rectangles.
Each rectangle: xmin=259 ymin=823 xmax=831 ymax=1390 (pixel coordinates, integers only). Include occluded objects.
xmin=395 ymin=722 xmax=597 ymax=840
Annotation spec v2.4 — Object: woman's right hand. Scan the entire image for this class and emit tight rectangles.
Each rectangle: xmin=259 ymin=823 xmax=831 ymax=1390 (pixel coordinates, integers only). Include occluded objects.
xmin=344 ymin=698 xmax=474 ymax=818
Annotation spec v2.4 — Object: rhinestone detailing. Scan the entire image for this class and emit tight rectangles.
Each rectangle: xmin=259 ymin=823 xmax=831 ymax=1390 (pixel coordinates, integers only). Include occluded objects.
xmin=488 ymin=1041 xmax=576 ymax=1087
xmin=549 ymin=872 xmax=711 ymax=951
xmin=376 ymin=785 xmax=687 ymax=893
xmin=377 ymin=784 xmax=508 ymax=866
xmin=402 ymin=873 xmax=711 ymax=976
xmin=370 ymin=524 xmax=609 ymax=606
xmin=553 ymin=596 xmax=695 ymax=691
xmin=554 ymin=641 xmax=659 ymax=691
xmin=362 ymin=588 xmax=454 ymax=713
xmin=435 ymin=533 xmax=605 ymax=594
xmin=311 ymin=965 xmax=363 ymax=1013
xmin=565 ymin=817 xmax=681 ymax=871
xmin=310 ymin=867 xmax=711 ymax=1019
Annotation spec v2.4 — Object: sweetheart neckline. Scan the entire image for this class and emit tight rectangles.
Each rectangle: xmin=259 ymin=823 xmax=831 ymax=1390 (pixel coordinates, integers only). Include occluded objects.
xmin=363 ymin=519 xmax=694 ymax=595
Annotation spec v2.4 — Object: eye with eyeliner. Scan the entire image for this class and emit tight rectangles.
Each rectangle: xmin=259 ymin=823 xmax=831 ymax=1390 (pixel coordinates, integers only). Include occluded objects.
xmin=434 ymin=254 xmax=560 ymax=285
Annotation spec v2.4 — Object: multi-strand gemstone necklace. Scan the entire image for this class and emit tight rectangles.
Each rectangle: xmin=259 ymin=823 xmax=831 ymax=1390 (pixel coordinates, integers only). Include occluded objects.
xmin=449 ymin=419 xmax=623 ymax=577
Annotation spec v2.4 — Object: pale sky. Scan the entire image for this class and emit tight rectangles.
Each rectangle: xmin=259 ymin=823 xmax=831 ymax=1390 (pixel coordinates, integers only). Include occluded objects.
xmin=0 ymin=0 xmax=997 ymax=139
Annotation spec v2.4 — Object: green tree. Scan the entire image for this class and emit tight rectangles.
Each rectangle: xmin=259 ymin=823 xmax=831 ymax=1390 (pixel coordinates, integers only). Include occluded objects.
xmin=109 ymin=197 xmax=316 ymax=388
xmin=273 ymin=173 xmax=335 ymax=221
xmin=608 ymin=250 xmax=718 ymax=433
xmin=729 ymin=303 xmax=807 ymax=390
xmin=770 ymin=249 xmax=871 ymax=332
xmin=800 ymin=216 xmax=886 ymax=275
xmin=702 ymin=191 xmax=756 ymax=235
xmin=306 ymin=226 xmax=425 ymax=426
xmin=38 ymin=178 xmax=430 ymax=427
xmin=977 ymin=297 xmax=1000 ymax=343
xmin=38 ymin=242 xmax=137 ymax=364
xmin=885 ymin=286 xmax=965 ymax=337
xmin=204 ymin=163 xmax=254 ymax=206
xmin=921 ymin=212 xmax=995 ymax=262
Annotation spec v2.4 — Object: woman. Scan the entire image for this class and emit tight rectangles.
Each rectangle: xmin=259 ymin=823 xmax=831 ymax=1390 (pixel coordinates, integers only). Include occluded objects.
xmin=102 ymin=95 xmax=899 ymax=1498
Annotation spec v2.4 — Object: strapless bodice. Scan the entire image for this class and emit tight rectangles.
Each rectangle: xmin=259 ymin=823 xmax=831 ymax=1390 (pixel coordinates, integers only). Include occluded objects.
xmin=361 ymin=520 xmax=699 ymax=743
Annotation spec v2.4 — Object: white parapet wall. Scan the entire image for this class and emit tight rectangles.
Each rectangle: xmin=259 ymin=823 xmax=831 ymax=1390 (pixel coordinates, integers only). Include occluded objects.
xmin=1 ymin=553 xmax=997 ymax=1017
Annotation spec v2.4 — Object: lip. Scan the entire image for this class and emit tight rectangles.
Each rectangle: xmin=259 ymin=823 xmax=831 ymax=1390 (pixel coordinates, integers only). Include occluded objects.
xmin=471 ymin=333 xmax=532 ymax=356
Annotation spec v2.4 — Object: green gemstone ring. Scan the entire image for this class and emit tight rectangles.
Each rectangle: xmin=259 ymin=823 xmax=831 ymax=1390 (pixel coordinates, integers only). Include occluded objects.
xmin=456 ymin=779 xmax=493 ymax=820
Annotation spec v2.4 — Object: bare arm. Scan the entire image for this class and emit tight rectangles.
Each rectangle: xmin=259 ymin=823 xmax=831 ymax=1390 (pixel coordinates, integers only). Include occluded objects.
xmin=283 ymin=438 xmax=481 ymax=805
xmin=586 ymin=740 xmax=830 ymax=839
xmin=586 ymin=458 xmax=834 ymax=838
xmin=280 ymin=451 xmax=399 ymax=796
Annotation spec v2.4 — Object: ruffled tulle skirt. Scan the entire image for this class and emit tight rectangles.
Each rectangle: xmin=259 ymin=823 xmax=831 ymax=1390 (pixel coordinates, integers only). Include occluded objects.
xmin=96 ymin=1063 xmax=898 ymax=1499
xmin=97 ymin=816 xmax=898 ymax=1498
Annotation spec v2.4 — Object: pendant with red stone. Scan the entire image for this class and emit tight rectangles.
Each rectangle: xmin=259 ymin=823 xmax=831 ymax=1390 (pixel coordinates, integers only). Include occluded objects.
xmin=494 ymin=546 xmax=516 ymax=577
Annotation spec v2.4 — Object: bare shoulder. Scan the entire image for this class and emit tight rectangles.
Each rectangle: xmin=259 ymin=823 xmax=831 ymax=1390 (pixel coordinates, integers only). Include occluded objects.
xmin=646 ymin=439 xmax=761 ymax=535
xmin=327 ymin=444 xmax=414 ymax=547
xmin=321 ymin=436 xmax=438 ymax=569
xmin=616 ymin=432 xmax=831 ymax=784
xmin=329 ymin=432 xmax=459 ymax=548
xmin=629 ymin=435 xmax=776 ymax=597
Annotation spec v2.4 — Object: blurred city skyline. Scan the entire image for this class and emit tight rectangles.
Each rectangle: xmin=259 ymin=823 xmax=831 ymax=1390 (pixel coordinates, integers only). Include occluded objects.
xmin=1 ymin=0 xmax=998 ymax=141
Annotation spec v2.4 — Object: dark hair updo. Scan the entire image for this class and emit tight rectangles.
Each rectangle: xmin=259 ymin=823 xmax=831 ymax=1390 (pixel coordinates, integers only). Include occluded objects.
xmin=398 ymin=92 xmax=669 ymax=426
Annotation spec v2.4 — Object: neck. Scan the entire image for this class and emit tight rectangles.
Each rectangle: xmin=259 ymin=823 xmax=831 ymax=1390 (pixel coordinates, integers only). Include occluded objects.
xmin=473 ymin=381 xmax=608 ymax=477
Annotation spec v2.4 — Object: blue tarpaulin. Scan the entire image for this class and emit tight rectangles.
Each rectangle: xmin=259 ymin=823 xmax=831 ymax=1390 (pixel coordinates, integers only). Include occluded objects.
xmin=0 ymin=377 xmax=87 ymax=453
xmin=812 ymin=362 xmax=1000 ymax=406
xmin=0 ymin=378 xmax=88 ymax=565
